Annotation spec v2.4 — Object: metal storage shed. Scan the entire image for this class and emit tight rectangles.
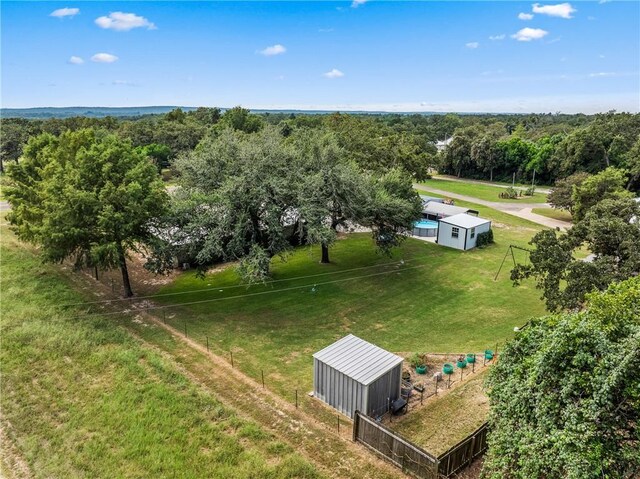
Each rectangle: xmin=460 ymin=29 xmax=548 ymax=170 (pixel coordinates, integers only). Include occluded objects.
xmin=313 ymin=334 xmax=404 ymax=419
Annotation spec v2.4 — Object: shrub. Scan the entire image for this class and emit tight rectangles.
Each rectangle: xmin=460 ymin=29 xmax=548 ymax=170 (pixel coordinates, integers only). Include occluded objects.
xmin=524 ymin=185 xmax=536 ymax=196
xmin=410 ymin=353 xmax=426 ymax=368
xmin=500 ymin=187 xmax=519 ymax=199
xmin=476 ymin=229 xmax=494 ymax=248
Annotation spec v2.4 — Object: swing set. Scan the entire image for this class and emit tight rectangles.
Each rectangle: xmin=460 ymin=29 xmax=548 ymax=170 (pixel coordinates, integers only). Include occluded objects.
xmin=494 ymin=244 xmax=534 ymax=281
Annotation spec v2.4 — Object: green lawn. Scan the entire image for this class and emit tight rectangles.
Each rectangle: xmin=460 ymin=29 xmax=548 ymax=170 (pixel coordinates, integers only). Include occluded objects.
xmin=155 ymin=201 xmax=547 ymax=424
xmin=531 ymin=207 xmax=572 ymax=222
xmin=0 ymin=226 xmax=321 ymax=479
xmin=419 ymin=178 xmax=548 ymax=203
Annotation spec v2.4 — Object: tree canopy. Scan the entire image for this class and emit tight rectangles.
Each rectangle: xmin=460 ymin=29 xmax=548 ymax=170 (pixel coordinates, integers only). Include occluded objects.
xmin=512 ymin=197 xmax=640 ymax=311
xmin=483 ymin=276 xmax=640 ymax=479
xmin=4 ymin=129 xmax=168 ymax=296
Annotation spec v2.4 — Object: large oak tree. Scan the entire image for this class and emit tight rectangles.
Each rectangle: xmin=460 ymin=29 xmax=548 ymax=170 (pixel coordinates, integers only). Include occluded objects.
xmin=5 ymin=129 xmax=168 ymax=296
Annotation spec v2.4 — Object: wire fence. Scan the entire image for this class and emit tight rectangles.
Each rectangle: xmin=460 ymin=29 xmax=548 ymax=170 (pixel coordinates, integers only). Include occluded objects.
xmin=68 ymin=261 xmax=527 ymax=473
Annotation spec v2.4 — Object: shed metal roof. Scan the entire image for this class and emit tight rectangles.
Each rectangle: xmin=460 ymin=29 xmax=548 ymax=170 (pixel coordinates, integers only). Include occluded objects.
xmin=439 ymin=213 xmax=491 ymax=229
xmin=423 ymin=202 xmax=471 ymax=217
xmin=313 ymin=334 xmax=404 ymax=386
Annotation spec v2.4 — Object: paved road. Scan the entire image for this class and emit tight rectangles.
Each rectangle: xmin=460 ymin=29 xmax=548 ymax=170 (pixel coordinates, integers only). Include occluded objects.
xmin=414 ymin=184 xmax=570 ymax=230
xmin=432 ymin=175 xmax=552 ymax=194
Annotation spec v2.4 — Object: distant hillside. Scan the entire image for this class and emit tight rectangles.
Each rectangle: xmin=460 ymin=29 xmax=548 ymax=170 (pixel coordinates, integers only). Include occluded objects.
xmin=0 ymin=106 xmax=199 ymax=119
xmin=1 ymin=106 xmax=452 ymax=119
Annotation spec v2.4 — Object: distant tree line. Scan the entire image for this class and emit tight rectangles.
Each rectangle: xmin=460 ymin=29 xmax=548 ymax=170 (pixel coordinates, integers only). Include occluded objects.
xmin=3 ymin=108 xmax=639 ymax=190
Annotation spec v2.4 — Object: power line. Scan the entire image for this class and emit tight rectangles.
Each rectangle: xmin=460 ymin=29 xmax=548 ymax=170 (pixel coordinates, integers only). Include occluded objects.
xmin=80 ymin=263 xmax=427 ymax=319
xmin=60 ymin=258 xmax=415 ymax=308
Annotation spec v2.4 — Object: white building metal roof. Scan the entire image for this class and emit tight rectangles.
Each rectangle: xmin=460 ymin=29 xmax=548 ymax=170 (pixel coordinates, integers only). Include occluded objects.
xmin=439 ymin=213 xmax=491 ymax=229
xmin=423 ymin=202 xmax=471 ymax=217
xmin=313 ymin=334 xmax=403 ymax=386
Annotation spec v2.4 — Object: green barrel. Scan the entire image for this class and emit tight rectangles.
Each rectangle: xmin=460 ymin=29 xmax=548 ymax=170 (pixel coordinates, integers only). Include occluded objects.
xmin=443 ymin=363 xmax=454 ymax=375
xmin=457 ymin=359 xmax=467 ymax=368
xmin=466 ymin=353 xmax=476 ymax=364
xmin=416 ymin=365 xmax=427 ymax=375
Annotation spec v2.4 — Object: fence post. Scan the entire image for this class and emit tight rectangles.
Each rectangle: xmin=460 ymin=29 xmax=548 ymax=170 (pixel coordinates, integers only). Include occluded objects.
xmin=295 ymin=389 xmax=298 ymax=409
xmin=206 ymin=336 xmax=209 ymax=352
xmin=352 ymin=411 xmax=359 ymax=441
xmin=261 ymin=369 xmax=265 ymax=388
xmin=337 ymin=416 xmax=340 ymax=434
xmin=230 ymin=351 xmax=234 ymax=368
xmin=421 ymin=389 xmax=424 ymax=404
xmin=435 ymin=377 xmax=438 ymax=395
xmin=184 ymin=322 xmax=187 ymax=337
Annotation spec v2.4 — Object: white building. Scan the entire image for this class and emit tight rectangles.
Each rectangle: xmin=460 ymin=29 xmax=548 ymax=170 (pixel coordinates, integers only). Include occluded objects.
xmin=435 ymin=137 xmax=453 ymax=151
xmin=436 ymin=213 xmax=492 ymax=250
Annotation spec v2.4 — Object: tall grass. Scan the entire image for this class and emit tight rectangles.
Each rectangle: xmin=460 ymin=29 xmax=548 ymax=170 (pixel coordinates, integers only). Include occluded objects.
xmin=0 ymin=227 xmax=321 ymax=479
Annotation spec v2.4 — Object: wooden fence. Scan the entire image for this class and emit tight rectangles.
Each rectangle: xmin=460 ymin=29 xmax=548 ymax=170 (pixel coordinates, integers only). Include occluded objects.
xmin=353 ymin=411 xmax=439 ymax=478
xmin=353 ymin=411 xmax=489 ymax=479
xmin=437 ymin=423 xmax=489 ymax=477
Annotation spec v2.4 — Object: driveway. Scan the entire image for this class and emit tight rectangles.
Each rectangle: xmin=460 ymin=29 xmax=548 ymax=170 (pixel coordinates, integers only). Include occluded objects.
xmin=414 ymin=184 xmax=570 ymax=230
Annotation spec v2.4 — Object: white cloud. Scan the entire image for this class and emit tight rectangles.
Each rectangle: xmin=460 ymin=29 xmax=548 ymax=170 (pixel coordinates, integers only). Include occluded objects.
xmin=599 ymin=54 xmax=605 ymax=58
xmin=323 ymin=68 xmax=344 ymax=79
xmin=50 ymin=7 xmax=79 ymax=18
xmin=68 ymin=56 xmax=84 ymax=64
xmin=518 ymin=13 xmax=534 ymax=20
xmin=466 ymin=42 xmax=479 ymax=49
xmin=91 ymin=53 xmax=118 ymax=63
xmin=489 ymin=34 xmax=506 ymax=41
xmin=95 ymin=12 xmax=156 ymax=31
xmin=318 ymin=28 xmax=334 ymax=33
xmin=112 ymin=80 xmax=139 ymax=86
xmin=512 ymin=27 xmax=549 ymax=42
xmin=589 ymin=72 xmax=616 ymax=77
xmin=598 ymin=0 xmax=611 ymax=4
xmin=259 ymin=44 xmax=286 ymax=56
xmin=532 ymin=3 xmax=576 ymax=19
xmin=351 ymin=0 xmax=367 ymax=8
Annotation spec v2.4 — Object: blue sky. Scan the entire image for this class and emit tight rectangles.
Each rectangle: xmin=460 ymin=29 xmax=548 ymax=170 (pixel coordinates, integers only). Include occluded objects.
xmin=2 ymin=1 xmax=639 ymax=113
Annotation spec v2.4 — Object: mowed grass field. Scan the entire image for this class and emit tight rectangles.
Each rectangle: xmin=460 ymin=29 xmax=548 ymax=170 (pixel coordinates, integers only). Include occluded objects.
xmin=0 ymin=224 xmax=321 ymax=479
xmin=531 ymin=207 xmax=573 ymax=222
xmin=155 ymin=200 xmax=547 ymax=413
xmin=419 ymin=178 xmax=548 ymax=203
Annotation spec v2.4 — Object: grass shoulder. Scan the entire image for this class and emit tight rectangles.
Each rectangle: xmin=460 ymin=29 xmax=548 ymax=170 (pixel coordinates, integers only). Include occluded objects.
xmin=531 ymin=207 xmax=572 ymax=222
xmin=419 ymin=178 xmax=548 ymax=204
xmin=0 ymin=223 xmax=321 ymax=479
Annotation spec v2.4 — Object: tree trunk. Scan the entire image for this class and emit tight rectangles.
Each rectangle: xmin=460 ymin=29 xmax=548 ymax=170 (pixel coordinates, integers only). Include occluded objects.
xmin=94 ymin=265 xmax=99 ymax=281
xmin=490 ymin=168 xmax=493 ymax=182
xmin=118 ymin=247 xmax=133 ymax=297
xmin=321 ymin=243 xmax=330 ymax=264
xmin=0 ymin=156 xmax=4 ymax=174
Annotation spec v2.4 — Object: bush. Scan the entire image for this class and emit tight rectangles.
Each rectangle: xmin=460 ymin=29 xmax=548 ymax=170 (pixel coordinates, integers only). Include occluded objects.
xmin=410 ymin=353 xmax=426 ymax=368
xmin=499 ymin=187 xmax=519 ymax=199
xmin=476 ymin=229 xmax=494 ymax=248
xmin=524 ymin=185 xmax=536 ymax=196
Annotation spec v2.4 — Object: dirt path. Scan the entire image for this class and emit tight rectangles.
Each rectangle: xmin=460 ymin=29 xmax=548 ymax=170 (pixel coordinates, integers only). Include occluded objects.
xmin=414 ymin=184 xmax=571 ymax=230
xmin=67 ymin=271 xmax=405 ymax=479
